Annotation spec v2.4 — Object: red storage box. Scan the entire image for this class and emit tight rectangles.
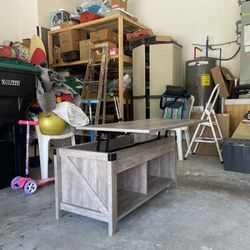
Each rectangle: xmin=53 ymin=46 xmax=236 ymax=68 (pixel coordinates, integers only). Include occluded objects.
xmin=80 ymin=12 xmax=102 ymax=23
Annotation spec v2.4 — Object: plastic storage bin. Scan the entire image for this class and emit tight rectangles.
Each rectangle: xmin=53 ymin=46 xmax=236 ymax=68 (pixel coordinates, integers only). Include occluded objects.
xmin=0 ymin=57 xmax=40 ymax=122
xmin=61 ymin=51 xmax=80 ymax=62
xmin=0 ymin=57 xmax=40 ymax=188
xmin=221 ymin=139 xmax=250 ymax=174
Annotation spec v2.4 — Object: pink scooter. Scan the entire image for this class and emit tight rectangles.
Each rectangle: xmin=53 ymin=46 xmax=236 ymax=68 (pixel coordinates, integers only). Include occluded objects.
xmin=11 ymin=120 xmax=54 ymax=195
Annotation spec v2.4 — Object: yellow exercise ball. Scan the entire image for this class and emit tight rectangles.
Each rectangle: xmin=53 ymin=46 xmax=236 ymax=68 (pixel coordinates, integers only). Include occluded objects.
xmin=38 ymin=112 xmax=66 ymax=135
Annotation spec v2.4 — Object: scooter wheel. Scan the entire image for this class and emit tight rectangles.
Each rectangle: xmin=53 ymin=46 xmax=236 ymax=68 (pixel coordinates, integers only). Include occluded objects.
xmin=24 ymin=180 xmax=37 ymax=195
xmin=11 ymin=176 xmax=22 ymax=190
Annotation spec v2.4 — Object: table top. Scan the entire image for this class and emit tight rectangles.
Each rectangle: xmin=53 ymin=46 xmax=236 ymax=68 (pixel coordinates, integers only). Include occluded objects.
xmin=77 ymin=118 xmax=201 ymax=134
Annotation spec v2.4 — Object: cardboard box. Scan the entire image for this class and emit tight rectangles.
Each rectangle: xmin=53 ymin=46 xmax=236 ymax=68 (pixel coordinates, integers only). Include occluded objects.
xmin=50 ymin=10 xmax=70 ymax=28
xmin=225 ymin=99 xmax=250 ymax=135
xmin=80 ymin=40 xmax=117 ymax=61
xmin=105 ymin=8 xmax=137 ymax=21
xmin=50 ymin=20 xmax=79 ymax=31
xmin=22 ymin=39 xmax=31 ymax=48
xmin=154 ymin=35 xmax=173 ymax=42
xmin=59 ymin=30 xmax=86 ymax=53
xmin=80 ymin=40 xmax=92 ymax=61
xmin=96 ymin=41 xmax=118 ymax=60
xmin=111 ymin=0 xmax=127 ymax=10
xmin=90 ymin=29 xmax=118 ymax=44
xmin=210 ymin=67 xmax=235 ymax=98
xmin=184 ymin=113 xmax=230 ymax=156
xmin=61 ymin=20 xmax=79 ymax=28
xmin=231 ymin=120 xmax=250 ymax=139
xmin=53 ymin=47 xmax=62 ymax=64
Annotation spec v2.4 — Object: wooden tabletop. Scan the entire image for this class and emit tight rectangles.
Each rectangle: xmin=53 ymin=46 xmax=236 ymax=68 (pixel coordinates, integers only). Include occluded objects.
xmin=77 ymin=118 xmax=201 ymax=134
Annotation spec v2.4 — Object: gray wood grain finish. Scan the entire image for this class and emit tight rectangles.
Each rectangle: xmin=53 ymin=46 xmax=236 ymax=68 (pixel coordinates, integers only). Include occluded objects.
xmin=77 ymin=118 xmax=202 ymax=134
xmin=54 ymin=153 xmax=61 ymax=220
xmin=118 ymin=163 xmax=147 ymax=194
xmin=61 ymin=135 xmax=134 ymax=153
xmin=107 ymin=162 xmax=117 ymax=236
xmin=113 ymin=137 xmax=175 ymax=174
xmin=56 ymin=133 xmax=177 ymax=235
xmin=148 ymin=151 xmax=176 ymax=181
xmin=61 ymin=155 xmax=109 ymax=214
xmin=61 ymin=202 xmax=108 ymax=222
xmin=117 ymin=176 xmax=174 ymax=220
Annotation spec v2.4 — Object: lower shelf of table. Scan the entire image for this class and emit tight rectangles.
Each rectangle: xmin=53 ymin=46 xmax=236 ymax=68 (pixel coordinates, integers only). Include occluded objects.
xmin=117 ymin=176 xmax=174 ymax=220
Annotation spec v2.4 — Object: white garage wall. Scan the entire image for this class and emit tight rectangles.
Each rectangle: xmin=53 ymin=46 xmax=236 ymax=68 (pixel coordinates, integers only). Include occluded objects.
xmin=0 ymin=0 xmax=241 ymax=79
xmin=0 ymin=0 xmax=76 ymax=43
xmin=128 ymin=0 xmax=241 ymax=79
xmin=0 ymin=0 xmax=38 ymax=42
xmin=37 ymin=0 xmax=76 ymax=28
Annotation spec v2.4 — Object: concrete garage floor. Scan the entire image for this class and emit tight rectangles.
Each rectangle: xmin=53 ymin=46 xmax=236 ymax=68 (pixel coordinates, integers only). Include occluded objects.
xmin=0 ymin=155 xmax=250 ymax=250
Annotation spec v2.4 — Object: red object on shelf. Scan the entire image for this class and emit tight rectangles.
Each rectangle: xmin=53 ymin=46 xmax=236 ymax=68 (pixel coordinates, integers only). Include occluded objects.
xmin=80 ymin=12 xmax=102 ymax=23
xmin=0 ymin=46 xmax=13 ymax=58
xmin=126 ymin=29 xmax=153 ymax=41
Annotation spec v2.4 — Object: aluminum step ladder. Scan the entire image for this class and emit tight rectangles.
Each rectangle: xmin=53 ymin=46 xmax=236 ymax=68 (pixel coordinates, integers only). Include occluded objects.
xmin=184 ymin=84 xmax=224 ymax=162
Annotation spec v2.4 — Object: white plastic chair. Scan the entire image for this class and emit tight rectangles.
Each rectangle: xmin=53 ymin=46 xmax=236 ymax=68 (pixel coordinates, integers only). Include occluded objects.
xmin=34 ymin=117 xmax=75 ymax=179
xmin=171 ymin=95 xmax=195 ymax=160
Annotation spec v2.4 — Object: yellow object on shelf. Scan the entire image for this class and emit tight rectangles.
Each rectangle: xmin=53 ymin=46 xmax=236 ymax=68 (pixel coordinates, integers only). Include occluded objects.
xmin=38 ymin=112 xmax=66 ymax=135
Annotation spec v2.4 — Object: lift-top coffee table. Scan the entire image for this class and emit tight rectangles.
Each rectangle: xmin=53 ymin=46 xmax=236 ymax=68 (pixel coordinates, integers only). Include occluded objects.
xmin=54 ymin=118 xmax=200 ymax=235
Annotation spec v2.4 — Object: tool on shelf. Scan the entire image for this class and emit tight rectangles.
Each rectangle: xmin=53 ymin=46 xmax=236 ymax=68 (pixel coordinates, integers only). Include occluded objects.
xmin=81 ymin=42 xmax=110 ymax=125
xmin=113 ymin=94 xmax=122 ymax=122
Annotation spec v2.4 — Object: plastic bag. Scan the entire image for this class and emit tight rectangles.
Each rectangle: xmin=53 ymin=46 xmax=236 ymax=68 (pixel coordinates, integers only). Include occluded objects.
xmin=123 ymin=74 xmax=132 ymax=89
xmin=80 ymin=0 xmax=103 ymax=12
xmin=77 ymin=0 xmax=110 ymax=15
xmin=53 ymin=101 xmax=89 ymax=127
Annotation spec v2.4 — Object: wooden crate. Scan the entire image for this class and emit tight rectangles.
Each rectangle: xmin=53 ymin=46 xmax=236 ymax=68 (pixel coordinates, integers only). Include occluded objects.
xmin=55 ymin=136 xmax=176 ymax=235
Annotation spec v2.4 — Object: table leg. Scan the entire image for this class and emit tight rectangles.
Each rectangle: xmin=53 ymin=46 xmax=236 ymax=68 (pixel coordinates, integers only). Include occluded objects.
xmin=108 ymin=163 xmax=117 ymax=236
xmin=96 ymin=131 xmax=102 ymax=151
xmin=176 ymin=128 xmax=183 ymax=160
xmin=54 ymin=153 xmax=62 ymax=219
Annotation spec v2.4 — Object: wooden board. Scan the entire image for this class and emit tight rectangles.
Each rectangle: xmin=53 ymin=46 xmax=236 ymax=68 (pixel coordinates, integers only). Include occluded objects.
xmin=232 ymin=120 xmax=250 ymax=139
xmin=225 ymin=99 xmax=250 ymax=136
xmin=77 ymin=118 xmax=202 ymax=134
xmin=117 ymin=176 xmax=174 ymax=220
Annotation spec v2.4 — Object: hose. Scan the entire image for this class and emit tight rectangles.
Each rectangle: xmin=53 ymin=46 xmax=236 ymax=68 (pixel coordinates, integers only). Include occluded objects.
xmin=208 ymin=46 xmax=240 ymax=61
xmin=192 ymin=40 xmax=237 ymax=47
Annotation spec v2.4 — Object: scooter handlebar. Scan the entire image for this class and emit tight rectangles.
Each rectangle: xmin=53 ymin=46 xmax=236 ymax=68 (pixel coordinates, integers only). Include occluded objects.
xmin=18 ymin=120 xmax=39 ymax=126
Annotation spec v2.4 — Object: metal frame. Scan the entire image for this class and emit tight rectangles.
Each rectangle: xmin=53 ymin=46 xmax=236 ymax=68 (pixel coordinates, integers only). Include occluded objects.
xmin=184 ymin=84 xmax=224 ymax=162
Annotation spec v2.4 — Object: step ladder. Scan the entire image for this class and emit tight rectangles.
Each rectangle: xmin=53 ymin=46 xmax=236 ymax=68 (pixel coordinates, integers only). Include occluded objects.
xmin=81 ymin=42 xmax=110 ymax=125
xmin=184 ymin=84 xmax=224 ymax=162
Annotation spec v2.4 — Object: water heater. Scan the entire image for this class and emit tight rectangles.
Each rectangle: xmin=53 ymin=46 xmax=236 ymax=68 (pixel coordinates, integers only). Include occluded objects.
xmin=186 ymin=57 xmax=216 ymax=106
